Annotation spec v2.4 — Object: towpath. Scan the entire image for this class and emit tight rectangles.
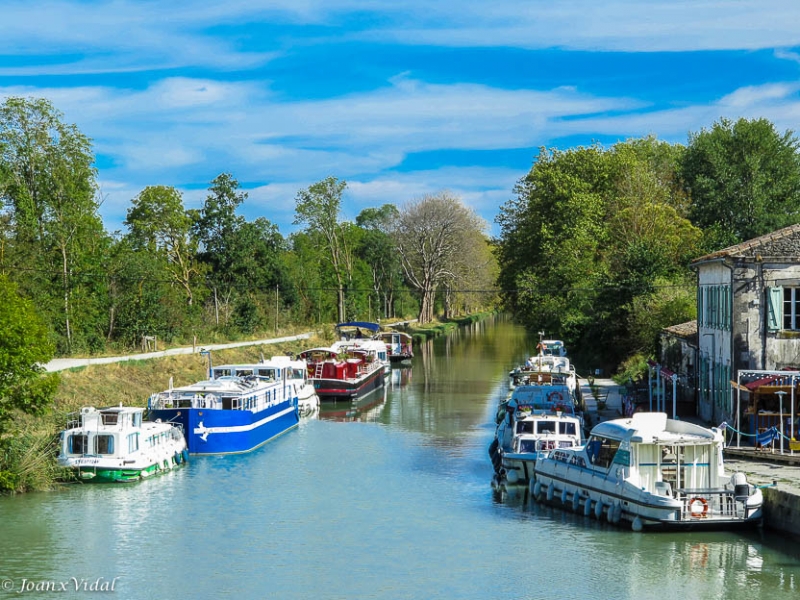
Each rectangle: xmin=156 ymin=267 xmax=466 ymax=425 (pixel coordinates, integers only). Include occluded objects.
xmin=43 ymin=332 xmax=315 ymax=373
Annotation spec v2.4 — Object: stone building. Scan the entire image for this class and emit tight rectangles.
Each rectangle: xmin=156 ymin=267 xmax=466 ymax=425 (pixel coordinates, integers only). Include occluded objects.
xmin=658 ymin=320 xmax=697 ymax=415
xmin=689 ymin=223 xmax=800 ymax=425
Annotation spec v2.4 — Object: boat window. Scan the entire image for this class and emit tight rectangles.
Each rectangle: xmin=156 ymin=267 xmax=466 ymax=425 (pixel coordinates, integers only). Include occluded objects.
xmin=236 ymin=369 xmax=254 ymax=377
xmin=537 ymin=421 xmax=556 ymax=434
xmin=133 ymin=412 xmax=142 ymax=427
xmin=127 ymin=433 xmax=139 ymax=453
xmin=517 ymin=421 xmax=533 ymax=434
xmin=69 ymin=434 xmax=88 ymax=454
xmin=558 ymin=440 xmax=575 ymax=448
xmin=213 ymin=368 xmax=232 ymax=378
xmin=519 ymin=439 xmax=537 ymax=453
xmin=586 ymin=436 xmax=620 ymax=469
xmin=258 ymin=369 xmax=276 ymax=381
xmin=100 ymin=412 xmax=118 ymax=426
xmin=95 ymin=434 xmax=115 ymax=455
xmin=559 ymin=422 xmax=577 ymax=436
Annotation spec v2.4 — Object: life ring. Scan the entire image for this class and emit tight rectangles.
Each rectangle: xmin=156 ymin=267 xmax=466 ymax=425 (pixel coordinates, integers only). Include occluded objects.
xmin=548 ymin=391 xmax=564 ymax=404
xmin=689 ymin=497 xmax=709 ymax=518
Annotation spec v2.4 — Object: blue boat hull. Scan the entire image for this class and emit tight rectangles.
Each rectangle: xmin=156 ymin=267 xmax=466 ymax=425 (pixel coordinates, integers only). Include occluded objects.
xmin=149 ymin=400 xmax=299 ymax=455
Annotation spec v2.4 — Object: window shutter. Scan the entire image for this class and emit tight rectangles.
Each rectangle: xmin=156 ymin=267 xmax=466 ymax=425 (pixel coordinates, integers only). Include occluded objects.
xmin=767 ymin=287 xmax=783 ymax=331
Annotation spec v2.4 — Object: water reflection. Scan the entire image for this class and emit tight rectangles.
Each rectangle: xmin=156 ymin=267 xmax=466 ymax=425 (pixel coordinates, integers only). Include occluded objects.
xmin=318 ymin=385 xmax=387 ymax=422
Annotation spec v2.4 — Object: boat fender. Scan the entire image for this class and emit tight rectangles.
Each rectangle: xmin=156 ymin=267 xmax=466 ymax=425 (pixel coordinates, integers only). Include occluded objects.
xmin=572 ymin=491 xmax=581 ymax=512
xmin=689 ymin=497 xmax=709 ymax=518
xmin=506 ymin=469 xmax=519 ymax=485
xmin=533 ymin=481 xmax=543 ymax=502
xmin=608 ymin=503 xmax=621 ymax=524
xmin=546 ymin=483 xmax=555 ymax=502
xmin=561 ymin=488 xmax=568 ymax=505
xmin=594 ymin=499 xmax=604 ymax=519
xmin=584 ymin=498 xmax=593 ymax=517
xmin=632 ymin=516 xmax=643 ymax=532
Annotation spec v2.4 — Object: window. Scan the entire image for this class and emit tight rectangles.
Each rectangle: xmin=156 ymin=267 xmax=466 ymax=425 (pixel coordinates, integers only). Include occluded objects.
xmin=95 ymin=435 xmax=115 ymax=455
xmin=784 ymin=287 xmax=800 ymax=330
xmin=127 ymin=433 xmax=139 ymax=453
xmin=69 ymin=434 xmax=88 ymax=454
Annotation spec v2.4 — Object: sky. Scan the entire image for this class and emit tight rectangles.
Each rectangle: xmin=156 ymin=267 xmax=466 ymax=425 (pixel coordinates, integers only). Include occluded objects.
xmin=3 ymin=1 xmax=800 ymax=238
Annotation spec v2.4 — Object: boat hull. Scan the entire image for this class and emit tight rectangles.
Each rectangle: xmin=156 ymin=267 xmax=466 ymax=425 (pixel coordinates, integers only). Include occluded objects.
xmin=68 ymin=450 xmax=189 ymax=483
xmin=313 ymin=368 xmax=385 ymax=401
xmin=531 ymin=463 xmax=763 ymax=530
xmin=149 ymin=400 xmax=299 ymax=455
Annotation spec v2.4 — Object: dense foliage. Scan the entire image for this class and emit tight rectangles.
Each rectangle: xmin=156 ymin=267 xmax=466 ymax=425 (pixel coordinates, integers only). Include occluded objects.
xmin=0 ymin=97 xmax=498 ymax=369
xmin=496 ymin=123 xmax=800 ymax=373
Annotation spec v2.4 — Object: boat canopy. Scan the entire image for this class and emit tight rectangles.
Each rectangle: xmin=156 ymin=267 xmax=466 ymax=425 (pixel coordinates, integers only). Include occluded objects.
xmin=336 ymin=321 xmax=381 ymax=332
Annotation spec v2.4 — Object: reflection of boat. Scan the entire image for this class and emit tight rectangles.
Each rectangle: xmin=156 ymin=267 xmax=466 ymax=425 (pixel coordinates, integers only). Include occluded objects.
xmin=299 ymin=341 xmax=386 ymax=401
xmin=58 ymin=406 xmax=188 ymax=482
xmin=389 ymin=366 xmax=412 ymax=389
xmin=147 ymin=356 xmax=304 ymax=454
xmin=318 ymin=385 xmax=387 ymax=422
xmin=377 ymin=330 xmax=414 ymax=364
xmin=531 ymin=412 xmax=764 ymax=531
xmin=490 ymin=387 xmax=582 ymax=486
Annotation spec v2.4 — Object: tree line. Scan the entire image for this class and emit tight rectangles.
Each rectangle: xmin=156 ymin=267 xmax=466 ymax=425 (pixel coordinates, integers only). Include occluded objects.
xmin=0 ymin=96 xmax=497 ymax=351
xmin=495 ymin=119 xmax=800 ymax=376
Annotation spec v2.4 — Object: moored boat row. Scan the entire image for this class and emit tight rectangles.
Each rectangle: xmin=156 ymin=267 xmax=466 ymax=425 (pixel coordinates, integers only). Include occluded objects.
xmin=490 ymin=340 xmax=764 ymax=531
xmin=57 ymin=322 xmax=412 ymax=483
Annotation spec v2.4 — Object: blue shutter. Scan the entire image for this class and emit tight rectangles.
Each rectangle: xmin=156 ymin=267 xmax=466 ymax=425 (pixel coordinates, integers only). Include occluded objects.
xmin=767 ymin=287 xmax=783 ymax=331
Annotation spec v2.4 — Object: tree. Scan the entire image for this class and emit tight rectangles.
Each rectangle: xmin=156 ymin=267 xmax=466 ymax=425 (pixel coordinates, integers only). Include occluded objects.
xmin=355 ymin=205 xmax=403 ymax=319
xmin=681 ymin=117 xmax=800 ymax=249
xmin=293 ymin=177 xmax=352 ymax=322
xmin=0 ymin=275 xmax=58 ymax=434
xmin=0 ymin=96 xmax=108 ymax=354
xmin=393 ymin=192 xmax=487 ymax=324
xmin=125 ymin=186 xmax=203 ymax=307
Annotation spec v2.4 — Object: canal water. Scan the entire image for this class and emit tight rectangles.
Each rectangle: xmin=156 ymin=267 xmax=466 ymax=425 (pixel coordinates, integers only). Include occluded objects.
xmin=2 ymin=316 xmax=800 ymax=599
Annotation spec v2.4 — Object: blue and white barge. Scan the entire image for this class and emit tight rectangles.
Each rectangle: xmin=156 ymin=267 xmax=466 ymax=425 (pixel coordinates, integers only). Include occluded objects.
xmin=147 ymin=356 xmax=309 ymax=454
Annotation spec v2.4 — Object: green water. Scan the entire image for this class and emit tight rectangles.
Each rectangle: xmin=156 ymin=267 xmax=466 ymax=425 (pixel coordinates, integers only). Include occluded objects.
xmin=1 ymin=316 xmax=799 ymax=599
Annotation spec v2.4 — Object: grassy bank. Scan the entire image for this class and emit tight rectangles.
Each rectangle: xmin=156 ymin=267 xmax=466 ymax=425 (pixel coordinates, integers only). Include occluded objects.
xmin=406 ymin=312 xmax=494 ymax=343
xmin=1 ymin=334 xmax=328 ymax=494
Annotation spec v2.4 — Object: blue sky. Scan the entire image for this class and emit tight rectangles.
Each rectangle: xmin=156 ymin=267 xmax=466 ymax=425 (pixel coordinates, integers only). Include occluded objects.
xmin=3 ymin=1 xmax=800 ymax=238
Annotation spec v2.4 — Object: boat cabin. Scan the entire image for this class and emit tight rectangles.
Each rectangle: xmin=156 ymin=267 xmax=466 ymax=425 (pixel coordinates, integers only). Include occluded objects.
xmin=61 ymin=406 xmax=178 ymax=459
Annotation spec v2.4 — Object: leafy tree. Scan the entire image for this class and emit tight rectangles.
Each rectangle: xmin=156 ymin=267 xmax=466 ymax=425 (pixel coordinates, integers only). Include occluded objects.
xmin=681 ymin=117 xmax=800 ymax=249
xmin=496 ymin=139 xmax=701 ymax=370
xmin=0 ymin=96 xmax=108 ymax=354
xmin=125 ymin=186 xmax=204 ymax=307
xmin=393 ymin=192 xmax=487 ymax=324
xmin=355 ymin=205 xmax=403 ymax=319
xmin=293 ymin=177 xmax=353 ymax=322
xmin=0 ymin=275 xmax=58 ymax=434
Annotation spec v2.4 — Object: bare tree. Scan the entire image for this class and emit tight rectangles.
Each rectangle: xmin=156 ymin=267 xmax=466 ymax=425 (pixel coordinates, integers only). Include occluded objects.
xmin=393 ymin=192 xmax=487 ymax=324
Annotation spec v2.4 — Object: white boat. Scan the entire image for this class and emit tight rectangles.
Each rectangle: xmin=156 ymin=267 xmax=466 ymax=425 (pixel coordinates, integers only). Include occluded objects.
xmin=530 ymin=412 xmax=764 ymax=531
xmin=58 ymin=406 xmax=188 ymax=483
xmin=508 ymin=354 xmax=578 ymax=398
xmin=490 ymin=390 xmax=583 ymax=486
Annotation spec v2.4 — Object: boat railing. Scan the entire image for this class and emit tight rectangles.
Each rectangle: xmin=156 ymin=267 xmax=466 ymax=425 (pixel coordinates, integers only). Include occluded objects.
xmin=676 ymin=488 xmax=753 ymax=520
xmin=65 ymin=412 xmax=81 ymax=430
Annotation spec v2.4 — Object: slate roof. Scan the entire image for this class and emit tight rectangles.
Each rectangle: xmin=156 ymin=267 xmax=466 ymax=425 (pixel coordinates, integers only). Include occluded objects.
xmin=662 ymin=320 xmax=697 ymax=343
xmin=691 ymin=223 xmax=800 ymax=264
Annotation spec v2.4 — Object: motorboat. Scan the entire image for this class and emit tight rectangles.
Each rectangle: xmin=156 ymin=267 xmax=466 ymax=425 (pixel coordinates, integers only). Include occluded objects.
xmin=490 ymin=386 xmax=583 ymax=486
xmin=58 ymin=406 xmax=188 ymax=482
xmin=530 ymin=412 xmax=764 ymax=531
